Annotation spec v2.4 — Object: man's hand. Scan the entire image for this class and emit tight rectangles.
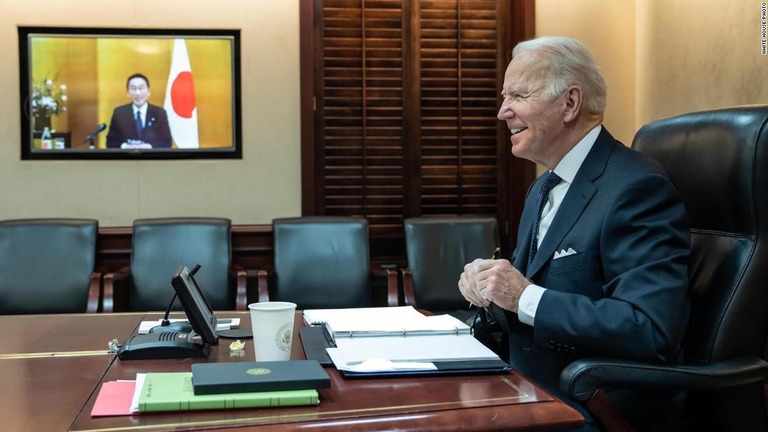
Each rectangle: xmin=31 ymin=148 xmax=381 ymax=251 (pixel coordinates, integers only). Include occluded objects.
xmin=459 ymin=258 xmax=489 ymax=307
xmin=459 ymin=259 xmax=530 ymax=314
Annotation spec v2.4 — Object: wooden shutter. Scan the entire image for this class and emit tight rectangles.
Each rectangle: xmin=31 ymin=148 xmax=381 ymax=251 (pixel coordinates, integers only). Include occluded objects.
xmin=321 ymin=0 xmax=406 ymax=238
xmin=301 ymin=0 xmax=535 ymax=260
xmin=419 ymin=0 xmax=500 ymax=215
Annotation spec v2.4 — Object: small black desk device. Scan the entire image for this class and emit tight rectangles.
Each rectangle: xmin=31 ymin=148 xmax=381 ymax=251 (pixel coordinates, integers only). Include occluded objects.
xmin=148 ymin=321 xmax=194 ymax=334
xmin=118 ymin=264 xmax=219 ymax=360
xmin=117 ymin=331 xmax=210 ymax=360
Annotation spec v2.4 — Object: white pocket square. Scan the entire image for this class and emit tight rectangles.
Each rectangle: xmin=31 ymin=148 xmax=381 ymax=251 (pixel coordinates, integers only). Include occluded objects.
xmin=553 ymin=247 xmax=577 ymax=260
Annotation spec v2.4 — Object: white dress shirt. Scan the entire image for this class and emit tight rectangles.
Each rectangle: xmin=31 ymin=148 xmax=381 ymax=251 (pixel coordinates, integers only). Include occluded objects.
xmin=518 ymin=125 xmax=602 ymax=326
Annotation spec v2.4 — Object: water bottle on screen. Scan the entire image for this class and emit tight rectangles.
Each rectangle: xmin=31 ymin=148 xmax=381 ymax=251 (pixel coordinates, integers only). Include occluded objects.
xmin=41 ymin=127 xmax=53 ymax=150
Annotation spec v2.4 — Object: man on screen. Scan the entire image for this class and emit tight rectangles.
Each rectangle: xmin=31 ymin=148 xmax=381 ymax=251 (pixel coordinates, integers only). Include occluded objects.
xmin=106 ymin=73 xmax=172 ymax=149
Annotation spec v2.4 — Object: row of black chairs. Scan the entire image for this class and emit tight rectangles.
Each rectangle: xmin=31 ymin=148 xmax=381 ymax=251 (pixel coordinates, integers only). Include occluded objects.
xmin=0 ymin=216 xmax=499 ymax=317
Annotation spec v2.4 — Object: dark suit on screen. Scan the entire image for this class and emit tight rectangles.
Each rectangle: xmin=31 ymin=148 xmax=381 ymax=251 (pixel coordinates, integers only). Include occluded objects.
xmin=493 ymin=127 xmax=691 ymax=422
xmin=106 ymin=103 xmax=173 ymax=149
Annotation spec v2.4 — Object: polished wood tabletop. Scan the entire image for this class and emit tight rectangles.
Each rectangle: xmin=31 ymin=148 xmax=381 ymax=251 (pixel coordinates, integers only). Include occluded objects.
xmin=0 ymin=313 xmax=145 ymax=432
xmin=0 ymin=312 xmax=583 ymax=431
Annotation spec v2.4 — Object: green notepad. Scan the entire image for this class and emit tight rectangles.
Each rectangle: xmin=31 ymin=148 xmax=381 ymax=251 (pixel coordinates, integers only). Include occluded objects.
xmin=137 ymin=372 xmax=319 ymax=412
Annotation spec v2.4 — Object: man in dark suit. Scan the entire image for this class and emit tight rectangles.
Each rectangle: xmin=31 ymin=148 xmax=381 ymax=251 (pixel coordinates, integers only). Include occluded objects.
xmin=106 ymin=73 xmax=172 ymax=149
xmin=459 ymin=36 xmax=691 ymax=429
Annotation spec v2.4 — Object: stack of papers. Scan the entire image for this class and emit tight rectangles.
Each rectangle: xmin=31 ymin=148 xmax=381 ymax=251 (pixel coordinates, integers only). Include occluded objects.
xmin=303 ymin=306 xmax=507 ymax=375
xmin=304 ymin=306 xmax=470 ymax=337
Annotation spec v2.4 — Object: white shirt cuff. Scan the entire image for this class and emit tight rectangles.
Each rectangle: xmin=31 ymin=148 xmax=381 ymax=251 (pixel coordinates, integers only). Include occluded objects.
xmin=518 ymin=284 xmax=547 ymax=326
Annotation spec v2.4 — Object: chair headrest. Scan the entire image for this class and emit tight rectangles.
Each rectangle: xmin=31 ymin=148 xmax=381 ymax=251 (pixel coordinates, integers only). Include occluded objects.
xmin=632 ymin=105 xmax=768 ymax=236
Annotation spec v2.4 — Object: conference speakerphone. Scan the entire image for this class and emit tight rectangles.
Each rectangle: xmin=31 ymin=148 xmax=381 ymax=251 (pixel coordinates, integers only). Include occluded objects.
xmin=118 ymin=265 xmax=218 ymax=360
xmin=118 ymin=331 xmax=210 ymax=360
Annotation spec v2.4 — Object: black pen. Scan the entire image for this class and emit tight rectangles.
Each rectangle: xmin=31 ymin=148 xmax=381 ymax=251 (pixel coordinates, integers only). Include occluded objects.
xmin=469 ymin=247 xmax=501 ymax=308
xmin=491 ymin=247 xmax=500 ymax=260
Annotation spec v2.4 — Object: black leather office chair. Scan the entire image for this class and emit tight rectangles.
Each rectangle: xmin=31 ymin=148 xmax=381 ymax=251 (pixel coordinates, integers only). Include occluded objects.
xmin=258 ymin=216 xmax=398 ymax=309
xmin=402 ymin=216 xmax=499 ymax=323
xmin=560 ymin=106 xmax=768 ymax=431
xmin=0 ymin=218 xmax=100 ymax=314
xmin=103 ymin=217 xmax=246 ymax=312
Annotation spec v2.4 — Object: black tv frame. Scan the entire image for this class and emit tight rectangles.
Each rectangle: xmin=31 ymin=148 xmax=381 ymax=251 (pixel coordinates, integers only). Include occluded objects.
xmin=18 ymin=26 xmax=242 ymax=160
xmin=171 ymin=265 xmax=219 ymax=346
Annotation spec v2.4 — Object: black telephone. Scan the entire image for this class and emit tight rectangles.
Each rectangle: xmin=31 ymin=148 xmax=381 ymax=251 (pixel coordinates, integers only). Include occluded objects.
xmin=117 ymin=265 xmax=217 ymax=361
xmin=118 ymin=332 xmax=209 ymax=360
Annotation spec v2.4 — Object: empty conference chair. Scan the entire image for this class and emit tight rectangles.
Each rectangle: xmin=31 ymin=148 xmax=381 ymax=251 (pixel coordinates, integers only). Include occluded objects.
xmin=0 ymin=218 xmax=100 ymax=314
xmin=402 ymin=216 xmax=499 ymax=323
xmin=560 ymin=105 xmax=768 ymax=431
xmin=258 ymin=216 xmax=398 ymax=309
xmin=102 ymin=217 xmax=246 ymax=312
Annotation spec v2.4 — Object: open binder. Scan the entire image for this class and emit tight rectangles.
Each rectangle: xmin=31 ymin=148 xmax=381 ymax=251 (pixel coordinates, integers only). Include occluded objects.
xmin=301 ymin=306 xmax=509 ymax=377
xmin=305 ymin=307 xmax=472 ymax=338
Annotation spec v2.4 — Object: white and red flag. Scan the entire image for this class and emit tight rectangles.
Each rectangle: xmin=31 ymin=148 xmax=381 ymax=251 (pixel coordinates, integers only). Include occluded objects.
xmin=164 ymin=39 xmax=199 ymax=148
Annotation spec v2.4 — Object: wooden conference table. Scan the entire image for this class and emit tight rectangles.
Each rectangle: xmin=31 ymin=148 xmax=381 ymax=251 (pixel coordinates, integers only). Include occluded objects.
xmin=0 ymin=312 xmax=583 ymax=431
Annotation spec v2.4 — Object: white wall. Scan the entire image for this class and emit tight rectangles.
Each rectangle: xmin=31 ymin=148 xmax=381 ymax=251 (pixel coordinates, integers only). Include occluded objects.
xmin=537 ymin=0 xmax=767 ymax=141
xmin=536 ymin=0 xmax=636 ymax=146
xmin=635 ymin=0 xmax=768 ymax=126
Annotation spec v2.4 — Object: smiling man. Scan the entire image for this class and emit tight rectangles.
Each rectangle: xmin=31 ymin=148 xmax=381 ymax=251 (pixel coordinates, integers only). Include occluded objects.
xmin=106 ymin=73 xmax=172 ymax=149
xmin=458 ymin=37 xmax=692 ymax=429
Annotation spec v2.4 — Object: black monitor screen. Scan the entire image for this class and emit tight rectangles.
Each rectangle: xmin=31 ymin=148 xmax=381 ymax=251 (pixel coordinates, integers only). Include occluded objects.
xmin=171 ymin=265 xmax=218 ymax=345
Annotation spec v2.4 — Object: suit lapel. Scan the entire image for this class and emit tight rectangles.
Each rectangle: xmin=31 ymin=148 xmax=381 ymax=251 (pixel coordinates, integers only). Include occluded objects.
xmin=525 ymin=128 xmax=617 ymax=278
xmin=527 ymin=176 xmax=595 ymax=277
xmin=144 ymin=106 xmax=153 ymax=128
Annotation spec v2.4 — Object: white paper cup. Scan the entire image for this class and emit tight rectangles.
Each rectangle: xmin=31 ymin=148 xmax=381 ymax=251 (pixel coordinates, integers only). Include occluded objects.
xmin=248 ymin=302 xmax=297 ymax=361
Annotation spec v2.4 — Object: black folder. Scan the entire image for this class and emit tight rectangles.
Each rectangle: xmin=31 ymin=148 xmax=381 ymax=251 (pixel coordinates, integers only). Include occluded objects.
xmin=299 ymin=325 xmax=510 ymax=377
xmin=338 ymin=359 xmax=511 ymax=378
xmin=299 ymin=326 xmax=334 ymax=366
xmin=191 ymin=360 xmax=330 ymax=395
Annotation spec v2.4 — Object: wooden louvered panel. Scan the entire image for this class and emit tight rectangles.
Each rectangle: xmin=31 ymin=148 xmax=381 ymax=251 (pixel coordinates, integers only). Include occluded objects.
xmin=322 ymin=0 xmax=405 ymax=234
xmin=420 ymin=0 xmax=498 ymax=215
xmin=302 ymin=0 xmax=533 ymax=260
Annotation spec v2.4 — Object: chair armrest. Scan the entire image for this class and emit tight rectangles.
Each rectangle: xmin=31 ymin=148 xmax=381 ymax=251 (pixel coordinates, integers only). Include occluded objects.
xmin=256 ymin=269 xmax=271 ymax=302
xmin=401 ymin=268 xmax=416 ymax=307
xmin=371 ymin=265 xmax=399 ymax=307
xmin=230 ymin=264 xmax=248 ymax=310
xmin=102 ymin=266 xmax=131 ymax=313
xmin=560 ymin=356 xmax=768 ymax=403
xmin=87 ymin=272 xmax=102 ymax=313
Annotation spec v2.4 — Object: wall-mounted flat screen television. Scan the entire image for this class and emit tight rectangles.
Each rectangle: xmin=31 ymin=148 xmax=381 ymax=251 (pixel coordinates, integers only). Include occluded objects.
xmin=18 ymin=26 xmax=242 ymax=160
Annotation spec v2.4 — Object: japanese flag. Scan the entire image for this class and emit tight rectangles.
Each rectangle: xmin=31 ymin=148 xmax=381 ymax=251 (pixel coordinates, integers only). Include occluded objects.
xmin=164 ymin=39 xmax=199 ymax=148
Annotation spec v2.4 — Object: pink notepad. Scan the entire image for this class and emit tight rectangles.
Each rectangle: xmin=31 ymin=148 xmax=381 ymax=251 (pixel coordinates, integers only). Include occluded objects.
xmin=91 ymin=381 xmax=136 ymax=417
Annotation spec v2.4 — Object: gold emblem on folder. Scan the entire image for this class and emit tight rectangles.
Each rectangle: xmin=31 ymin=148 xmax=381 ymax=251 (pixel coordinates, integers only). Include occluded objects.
xmin=246 ymin=368 xmax=271 ymax=376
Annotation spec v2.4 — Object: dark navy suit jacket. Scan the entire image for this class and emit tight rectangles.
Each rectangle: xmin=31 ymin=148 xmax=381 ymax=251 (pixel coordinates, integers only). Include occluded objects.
xmin=498 ymin=127 xmax=691 ymax=406
xmin=106 ymin=103 xmax=172 ymax=148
